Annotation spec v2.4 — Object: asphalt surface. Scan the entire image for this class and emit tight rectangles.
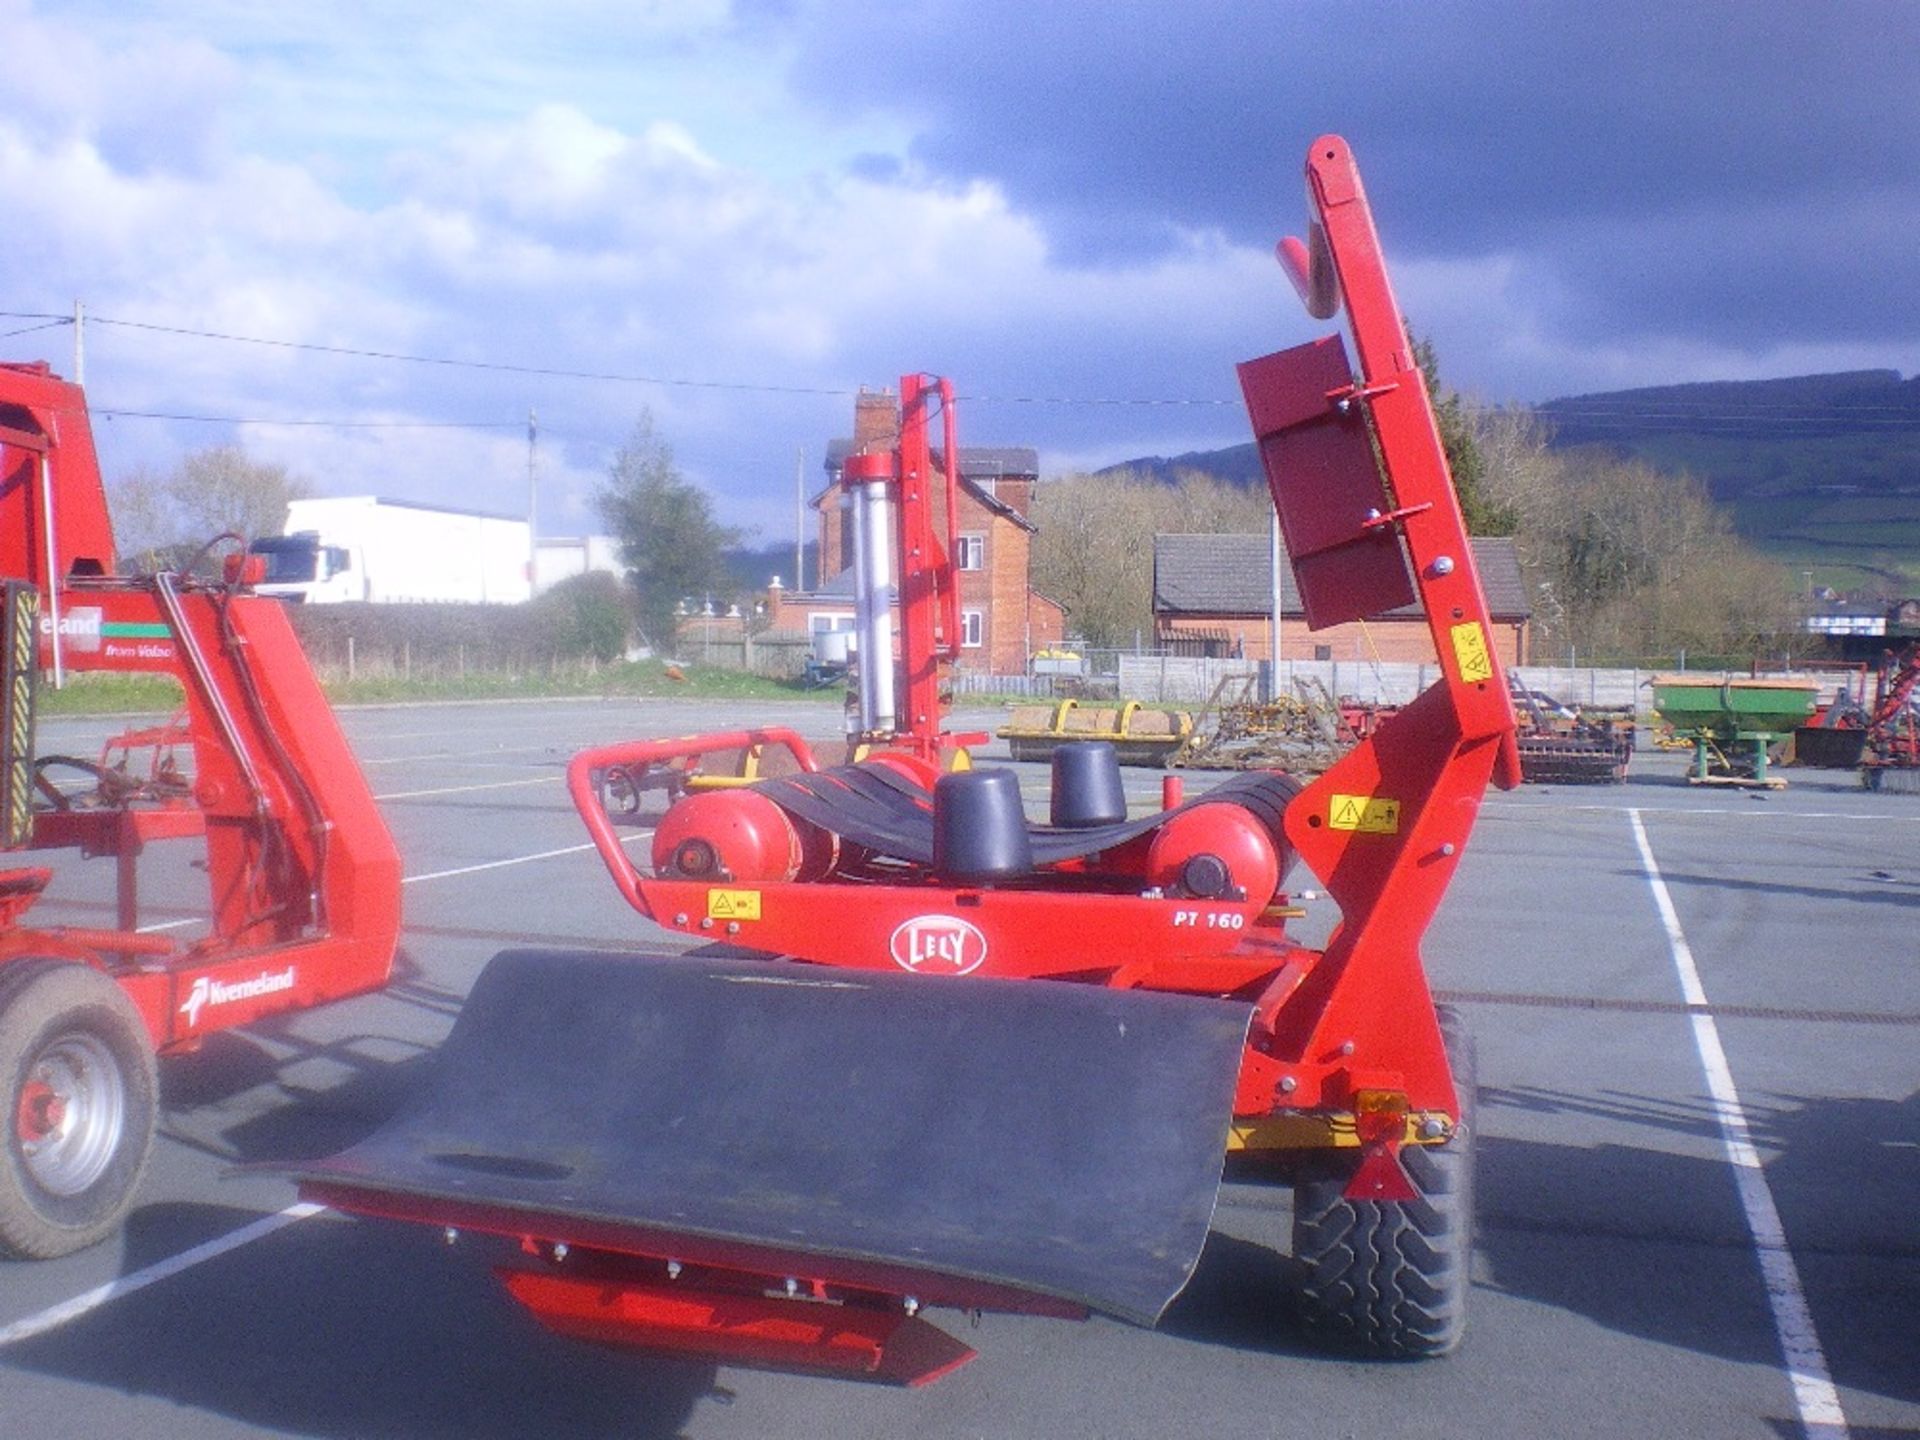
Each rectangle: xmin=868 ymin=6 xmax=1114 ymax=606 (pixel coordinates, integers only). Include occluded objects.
xmin=2 ymin=697 xmax=1915 ymax=1440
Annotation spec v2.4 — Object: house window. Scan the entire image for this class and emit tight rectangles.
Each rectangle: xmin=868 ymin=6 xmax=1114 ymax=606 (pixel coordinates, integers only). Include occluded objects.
xmin=961 ymin=609 xmax=985 ymax=648
xmin=810 ymin=613 xmax=856 ymax=634
xmin=955 ymin=534 xmax=985 ymax=571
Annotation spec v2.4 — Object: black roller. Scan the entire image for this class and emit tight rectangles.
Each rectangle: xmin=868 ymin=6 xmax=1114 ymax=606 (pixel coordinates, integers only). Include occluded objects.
xmin=1049 ymin=741 xmax=1128 ymax=828
xmin=933 ymin=768 xmax=1033 ymax=881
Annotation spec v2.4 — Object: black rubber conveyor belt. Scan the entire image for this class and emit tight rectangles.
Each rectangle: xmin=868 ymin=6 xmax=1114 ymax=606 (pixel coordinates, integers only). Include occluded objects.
xmin=288 ymin=949 xmax=1254 ymax=1327
xmin=758 ymin=765 xmax=1299 ymax=870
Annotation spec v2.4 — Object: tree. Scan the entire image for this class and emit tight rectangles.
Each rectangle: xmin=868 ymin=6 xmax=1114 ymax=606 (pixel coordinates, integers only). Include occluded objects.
xmin=1413 ymin=334 xmax=1516 ymax=536
xmin=1462 ymin=403 xmax=1801 ymax=662
xmin=595 ymin=413 xmax=743 ymax=651
xmin=106 ymin=447 xmax=311 ymax=573
xmin=1031 ymin=468 xmax=1268 ymax=648
xmin=530 ymin=570 xmax=630 ymax=664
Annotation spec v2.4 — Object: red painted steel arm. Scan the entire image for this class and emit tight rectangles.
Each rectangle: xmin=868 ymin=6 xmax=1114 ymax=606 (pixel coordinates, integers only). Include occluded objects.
xmin=937 ymin=378 xmax=963 ymax=661
xmin=566 ymin=728 xmax=819 ymax=917
xmin=1302 ymin=136 xmax=1520 ymax=762
xmin=1239 ymin=137 xmax=1521 ymax=1128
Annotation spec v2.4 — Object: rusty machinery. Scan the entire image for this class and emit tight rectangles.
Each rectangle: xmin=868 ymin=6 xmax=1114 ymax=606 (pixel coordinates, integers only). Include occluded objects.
xmin=1509 ymin=680 xmax=1635 ymax=785
xmin=0 ymin=364 xmax=402 ymax=1259
xmin=1861 ymin=644 xmax=1920 ymax=792
xmin=292 ymin=136 xmax=1521 ymax=1383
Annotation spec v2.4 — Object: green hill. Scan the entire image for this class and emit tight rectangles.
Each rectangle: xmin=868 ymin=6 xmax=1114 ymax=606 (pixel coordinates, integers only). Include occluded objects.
xmin=1100 ymin=369 xmax=1920 ymax=597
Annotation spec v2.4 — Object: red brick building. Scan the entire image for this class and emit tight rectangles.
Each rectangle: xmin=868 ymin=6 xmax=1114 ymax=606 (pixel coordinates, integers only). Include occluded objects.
xmin=764 ymin=389 xmax=1065 ymax=675
xmin=1153 ymin=533 xmax=1532 ymax=665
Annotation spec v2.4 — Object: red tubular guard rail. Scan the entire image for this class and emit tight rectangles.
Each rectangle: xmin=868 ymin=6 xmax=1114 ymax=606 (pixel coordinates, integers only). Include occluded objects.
xmin=568 ymin=728 xmax=819 ymax=919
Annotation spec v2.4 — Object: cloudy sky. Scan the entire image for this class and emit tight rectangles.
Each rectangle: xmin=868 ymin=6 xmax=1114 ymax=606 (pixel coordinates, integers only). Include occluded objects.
xmin=3 ymin=0 xmax=1915 ymax=546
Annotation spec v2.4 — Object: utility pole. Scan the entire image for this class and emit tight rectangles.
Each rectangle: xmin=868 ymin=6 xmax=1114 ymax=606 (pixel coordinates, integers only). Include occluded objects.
xmin=72 ymin=300 xmax=84 ymax=385
xmin=1268 ymin=507 xmax=1283 ymax=701
xmin=795 ymin=445 xmax=807 ymax=591
xmin=527 ymin=409 xmax=538 ymax=594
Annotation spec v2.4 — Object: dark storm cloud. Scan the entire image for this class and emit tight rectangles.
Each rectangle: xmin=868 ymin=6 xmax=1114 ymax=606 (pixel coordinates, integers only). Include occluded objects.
xmin=776 ymin=0 xmax=1920 ymax=361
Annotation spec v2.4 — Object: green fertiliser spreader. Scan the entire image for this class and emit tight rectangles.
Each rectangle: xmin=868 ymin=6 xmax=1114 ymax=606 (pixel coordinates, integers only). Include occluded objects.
xmin=1650 ymin=676 xmax=1820 ymax=788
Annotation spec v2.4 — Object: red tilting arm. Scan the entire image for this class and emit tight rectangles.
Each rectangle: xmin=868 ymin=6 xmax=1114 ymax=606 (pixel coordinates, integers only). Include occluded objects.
xmin=1237 ymin=135 xmax=1519 ymax=1138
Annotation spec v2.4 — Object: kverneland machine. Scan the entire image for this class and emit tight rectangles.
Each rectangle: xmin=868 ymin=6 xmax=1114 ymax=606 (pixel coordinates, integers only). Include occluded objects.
xmin=0 ymin=364 xmax=402 ymax=1259
xmin=293 ymin=135 xmax=1521 ymax=1383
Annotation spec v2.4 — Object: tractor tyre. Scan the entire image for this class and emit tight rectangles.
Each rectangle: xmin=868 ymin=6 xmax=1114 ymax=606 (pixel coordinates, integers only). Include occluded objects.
xmin=0 ymin=960 xmax=158 ymax=1260
xmin=1291 ymin=1005 xmax=1476 ymax=1357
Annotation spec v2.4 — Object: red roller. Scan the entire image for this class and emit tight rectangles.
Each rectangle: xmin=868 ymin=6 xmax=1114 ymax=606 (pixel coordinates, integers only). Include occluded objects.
xmin=653 ymin=789 xmax=837 ymax=884
xmin=1145 ymin=803 xmax=1284 ymax=906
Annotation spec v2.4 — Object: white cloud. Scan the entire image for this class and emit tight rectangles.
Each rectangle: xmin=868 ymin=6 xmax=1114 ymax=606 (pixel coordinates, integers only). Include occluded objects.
xmin=31 ymin=0 xmax=1891 ymax=558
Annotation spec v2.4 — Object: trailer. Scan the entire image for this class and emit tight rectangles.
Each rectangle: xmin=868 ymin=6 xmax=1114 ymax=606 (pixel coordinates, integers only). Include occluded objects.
xmin=0 ymin=364 xmax=403 ymax=1258
xmin=250 ymin=496 xmax=531 ymax=605
xmin=292 ymin=136 xmax=1520 ymax=1382
xmin=998 ymin=699 xmax=1194 ymax=765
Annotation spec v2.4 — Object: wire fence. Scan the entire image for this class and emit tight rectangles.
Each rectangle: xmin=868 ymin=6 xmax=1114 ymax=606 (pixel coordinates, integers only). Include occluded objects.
xmin=946 ymin=651 xmax=1848 ymax=709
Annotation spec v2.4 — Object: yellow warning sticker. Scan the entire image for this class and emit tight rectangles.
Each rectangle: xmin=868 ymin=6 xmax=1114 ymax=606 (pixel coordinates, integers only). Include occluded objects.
xmin=706 ymin=890 xmax=762 ymax=921
xmin=1329 ymin=794 xmax=1402 ymax=834
xmin=1450 ymin=621 xmax=1493 ymax=683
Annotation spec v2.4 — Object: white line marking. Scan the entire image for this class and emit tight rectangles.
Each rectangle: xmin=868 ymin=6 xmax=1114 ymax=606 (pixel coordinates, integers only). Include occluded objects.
xmin=4 ymin=827 xmax=656 ymax=1345
xmin=1627 ymin=809 xmax=1851 ymax=1440
xmin=360 ymin=742 xmax=559 ymax=767
xmin=401 ymin=828 xmax=650 ymax=885
xmin=1485 ymin=804 xmax=1919 ymax=823
xmin=375 ymin=776 xmax=559 ymax=801
xmin=0 ymin=1203 xmax=325 ymax=1349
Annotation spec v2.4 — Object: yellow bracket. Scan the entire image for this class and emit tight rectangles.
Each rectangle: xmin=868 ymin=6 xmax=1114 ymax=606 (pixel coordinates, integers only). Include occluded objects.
xmin=1226 ymin=1109 xmax=1451 ymax=1152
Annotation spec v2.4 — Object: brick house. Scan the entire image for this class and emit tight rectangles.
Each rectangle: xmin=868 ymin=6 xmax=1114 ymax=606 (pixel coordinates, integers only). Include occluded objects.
xmin=765 ymin=389 xmax=1065 ymax=675
xmin=1153 ymin=533 xmax=1532 ymax=665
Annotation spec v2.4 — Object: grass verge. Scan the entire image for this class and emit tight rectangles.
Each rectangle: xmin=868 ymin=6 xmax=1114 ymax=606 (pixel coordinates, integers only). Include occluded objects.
xmin=36 ymin=661 xmax=836 ymax=716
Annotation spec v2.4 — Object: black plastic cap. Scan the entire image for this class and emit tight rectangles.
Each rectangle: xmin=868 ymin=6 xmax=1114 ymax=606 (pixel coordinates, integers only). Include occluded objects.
xmin=1050 ymin=742 xmax=1128 ymax=828
xmin=933 ymin=768 xmax=1034 ymax=882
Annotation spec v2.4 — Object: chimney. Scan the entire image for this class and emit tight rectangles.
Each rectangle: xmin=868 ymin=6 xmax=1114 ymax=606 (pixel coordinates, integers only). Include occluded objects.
xmin=853 ymin=387 xmax=899 ymax=453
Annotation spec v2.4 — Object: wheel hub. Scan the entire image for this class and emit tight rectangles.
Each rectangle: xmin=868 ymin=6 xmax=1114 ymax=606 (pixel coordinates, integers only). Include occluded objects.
xmin=15 ymin=1078 xmax=66 ymax=1142
xmin=14 ymin=1032 xmax=126 ymax=1197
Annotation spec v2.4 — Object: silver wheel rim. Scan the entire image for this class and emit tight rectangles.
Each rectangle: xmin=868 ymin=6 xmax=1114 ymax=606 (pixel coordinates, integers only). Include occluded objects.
xmin=16 ymin=1030 xmax=126 ymax=1197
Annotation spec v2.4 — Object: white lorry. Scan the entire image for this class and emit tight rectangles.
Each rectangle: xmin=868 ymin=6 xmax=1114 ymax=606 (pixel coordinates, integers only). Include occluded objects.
xmin=249 ymin=497 xmax=532 ymax=604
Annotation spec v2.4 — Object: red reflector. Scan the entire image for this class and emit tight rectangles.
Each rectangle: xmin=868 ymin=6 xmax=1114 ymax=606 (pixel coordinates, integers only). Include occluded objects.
xmin=1345 ymin=1146 xmax=1419 ymax=1204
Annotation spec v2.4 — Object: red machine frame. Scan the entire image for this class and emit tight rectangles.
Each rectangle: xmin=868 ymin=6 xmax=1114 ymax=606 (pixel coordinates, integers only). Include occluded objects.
xmin=2 ymin=360 xmax=401 ymax=1256
xmin=569 ymin=135 xmax=1516 ymax=1121
xmin=306 ymin=134 xmax=1519 ymax=1383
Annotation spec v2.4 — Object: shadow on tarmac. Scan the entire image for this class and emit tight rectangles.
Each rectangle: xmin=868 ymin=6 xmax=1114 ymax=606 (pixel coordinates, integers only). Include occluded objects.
xmin=15 ymin=988 xmax=1913 ymax=1431
xmin=1164 ymin=1087 xmax=1915 ymax=1416
xmin=1626 ymin=866 xmax=1920 ymax=910
xmin=1478 ymin=1086 xmax=1919 ymax=1411
xmin=5 ymin=1202 xmax=717 ymax=1439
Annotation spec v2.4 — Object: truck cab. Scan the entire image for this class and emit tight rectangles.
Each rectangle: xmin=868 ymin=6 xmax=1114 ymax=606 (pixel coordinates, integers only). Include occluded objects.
xmin=249 ymin=531 xmax=365 ymax=603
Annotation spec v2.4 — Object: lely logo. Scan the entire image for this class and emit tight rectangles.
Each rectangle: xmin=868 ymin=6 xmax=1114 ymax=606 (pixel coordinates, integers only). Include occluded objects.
xmin=888 ymin=915 xmax=988 ymax=976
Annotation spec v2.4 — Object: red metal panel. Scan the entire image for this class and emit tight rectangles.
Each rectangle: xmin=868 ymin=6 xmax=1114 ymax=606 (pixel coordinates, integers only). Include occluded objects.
xmin=0 ymin=363 xmax=118 ymax=587
xmin=1237 ymin=335 xmax=1415 ymax=628
xmin=499 ymin=1269 xmax=978 ymax=1386
xmin=1298 ymin=135 xmax=1518 ymax=759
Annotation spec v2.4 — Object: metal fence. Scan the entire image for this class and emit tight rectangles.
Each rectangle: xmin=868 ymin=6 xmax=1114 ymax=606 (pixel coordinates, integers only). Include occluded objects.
xmin=680 ymin=632 xmax=813 ymax=677
xmin=948 ymin=654 xmax=1838 ymax=710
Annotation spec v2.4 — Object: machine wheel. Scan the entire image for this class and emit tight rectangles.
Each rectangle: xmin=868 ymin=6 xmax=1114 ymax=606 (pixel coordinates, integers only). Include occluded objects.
xmin=1291 ymin=1006 xmax=1476 ymax=1357
xmin=0 ymin=961 xmax=158 ymax=1260
xmin=599 ymin=765 xmax=641 ymax=817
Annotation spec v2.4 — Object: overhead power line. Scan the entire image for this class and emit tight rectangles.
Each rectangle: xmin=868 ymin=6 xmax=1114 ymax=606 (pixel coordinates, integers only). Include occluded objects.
xmin=0 ymin=319 xmax=72 ymax=341
xmin=94 ymin=408 xmax=526 ymax=430
xmin=86 ymin=315 xmax=859 ymax=398
xmin=9 ymin=305 xmax=1917 ymax=422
